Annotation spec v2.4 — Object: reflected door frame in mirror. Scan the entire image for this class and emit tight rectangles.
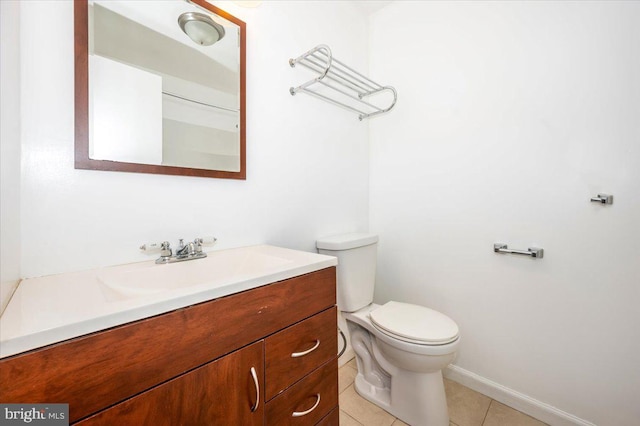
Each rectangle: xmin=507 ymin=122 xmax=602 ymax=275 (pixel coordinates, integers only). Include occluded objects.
xmin=74 ymin=0 xmax=246 ymax=179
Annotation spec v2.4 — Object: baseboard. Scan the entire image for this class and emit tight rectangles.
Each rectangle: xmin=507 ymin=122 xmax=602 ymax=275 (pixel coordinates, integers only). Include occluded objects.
xmin=444 ymin=365 xmax=595 ymax=426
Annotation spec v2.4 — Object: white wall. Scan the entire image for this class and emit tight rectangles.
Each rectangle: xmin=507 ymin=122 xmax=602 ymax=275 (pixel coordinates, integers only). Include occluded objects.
xmin=1 ymin=1 xmax=22 ymax=312
xmin=369 ymin=2 xmax=640 ymax=425
xmin=17 ymin=0 xmax=370 ymax=278
xmin=8 ymin=1 xmax=640 ymax=424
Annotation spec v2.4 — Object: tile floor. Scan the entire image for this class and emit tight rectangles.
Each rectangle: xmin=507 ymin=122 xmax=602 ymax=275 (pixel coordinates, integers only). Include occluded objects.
xmin=338 ymin=359 xmax=548 ymax=426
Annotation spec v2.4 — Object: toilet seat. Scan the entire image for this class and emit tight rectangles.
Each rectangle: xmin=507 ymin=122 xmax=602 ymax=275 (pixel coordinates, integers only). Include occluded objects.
xmin=369 ymin=301 xmax=459 ymax=345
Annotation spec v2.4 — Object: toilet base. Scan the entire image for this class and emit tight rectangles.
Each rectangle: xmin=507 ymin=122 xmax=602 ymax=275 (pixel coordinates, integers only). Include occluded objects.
xmin=345 ymin=305 xmax=457 ymax=426
xmin=353 ymin=368 xmax=449 ymax=426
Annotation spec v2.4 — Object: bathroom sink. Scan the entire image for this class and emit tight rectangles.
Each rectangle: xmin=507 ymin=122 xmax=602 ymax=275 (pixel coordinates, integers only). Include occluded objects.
xmin=1 ymin=244 xmax=337 ymax=359
xmin=98 ymin=247 xmax=293 ymax=301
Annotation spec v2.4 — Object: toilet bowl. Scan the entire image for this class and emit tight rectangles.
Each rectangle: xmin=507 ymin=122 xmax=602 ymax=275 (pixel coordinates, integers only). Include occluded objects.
xmin=316 ymin=233 xmax=459 ymax=426
xmin=345 ymin=303 xmax=459 ymax=426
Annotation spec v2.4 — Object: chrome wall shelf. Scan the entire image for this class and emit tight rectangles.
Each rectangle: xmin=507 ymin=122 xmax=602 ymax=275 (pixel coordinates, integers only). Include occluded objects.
xmin=289 ymin=45 xmax=397 ymax=121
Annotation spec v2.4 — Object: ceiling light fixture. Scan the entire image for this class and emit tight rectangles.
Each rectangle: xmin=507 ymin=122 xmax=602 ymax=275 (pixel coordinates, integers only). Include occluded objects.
xmin=178 ymin=12 xmax=225 ymax=46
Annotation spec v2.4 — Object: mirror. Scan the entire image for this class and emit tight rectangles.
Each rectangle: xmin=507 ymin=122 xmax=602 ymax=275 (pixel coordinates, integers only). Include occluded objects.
xmin=75 ymin=0 xmax=246 ymax=179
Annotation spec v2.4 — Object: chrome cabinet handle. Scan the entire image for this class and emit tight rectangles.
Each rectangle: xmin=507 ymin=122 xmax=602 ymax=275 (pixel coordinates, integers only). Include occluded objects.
xmin=292 ymin=394 xmax=321 ymax=417
xmin=250 ymin=367 xmax=259 ymax=412
xmin=291 ymin=340 xmax=320 ymax=358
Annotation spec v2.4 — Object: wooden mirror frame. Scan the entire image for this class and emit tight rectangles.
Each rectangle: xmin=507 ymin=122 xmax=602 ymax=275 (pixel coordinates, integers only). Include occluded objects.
xmin=74 ymin=0 xmax=246 ymax=179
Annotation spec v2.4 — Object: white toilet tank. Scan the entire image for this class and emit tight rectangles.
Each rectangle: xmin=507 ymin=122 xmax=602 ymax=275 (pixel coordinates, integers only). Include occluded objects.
xmin=316 ymin=233 xmax=378 ymax=312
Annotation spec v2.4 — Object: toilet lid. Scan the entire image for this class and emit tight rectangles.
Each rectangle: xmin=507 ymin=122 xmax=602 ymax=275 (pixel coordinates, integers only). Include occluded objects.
xmin=369 ymin=301 xmax=459 ymax=345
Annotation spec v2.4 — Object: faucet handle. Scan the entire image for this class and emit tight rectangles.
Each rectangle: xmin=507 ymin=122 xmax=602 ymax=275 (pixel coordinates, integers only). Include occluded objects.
xmin=193 ymin=237 xmax=216 ymax=254
xmin=140 ymin=241 xmax=172 ymax=258
xmin=199 ymin=237 xmax=217 ymax=245
xmin=140 ymin=241 xmax=164 ymax=252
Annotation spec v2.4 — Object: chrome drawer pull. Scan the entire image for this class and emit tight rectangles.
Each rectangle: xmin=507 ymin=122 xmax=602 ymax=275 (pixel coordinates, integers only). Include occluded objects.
xmin=291 ymin=340 xmax=320 ymax=358
xmin=292 ymin=393 xmax=321 ymax=417
xmin=250 ymin=367 xmax=260 ymax=412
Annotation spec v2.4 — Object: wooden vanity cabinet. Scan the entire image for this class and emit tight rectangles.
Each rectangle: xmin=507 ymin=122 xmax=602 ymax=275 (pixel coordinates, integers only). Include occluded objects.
xmin=0 ymin=267 xmax=338 ymax=425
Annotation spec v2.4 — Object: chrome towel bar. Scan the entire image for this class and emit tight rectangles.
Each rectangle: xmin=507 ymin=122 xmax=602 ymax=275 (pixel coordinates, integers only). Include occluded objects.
xmin=494 ymin=243 xmax=544 ymax=259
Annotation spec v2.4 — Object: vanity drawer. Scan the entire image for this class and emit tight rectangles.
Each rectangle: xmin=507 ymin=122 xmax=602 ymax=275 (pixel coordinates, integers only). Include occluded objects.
xmin=265 ymin=359 xmax=338 ymax=426
xmin=265 ymin=306 xmax=337 ymax=400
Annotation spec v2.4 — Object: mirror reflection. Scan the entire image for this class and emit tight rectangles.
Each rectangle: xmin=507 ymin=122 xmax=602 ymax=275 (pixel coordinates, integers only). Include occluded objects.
xmin=79 ymin=0 xmax=245 ymax=176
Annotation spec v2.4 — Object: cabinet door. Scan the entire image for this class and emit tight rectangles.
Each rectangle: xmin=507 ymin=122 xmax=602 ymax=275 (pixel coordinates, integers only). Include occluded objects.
xmin=76 ymin=341 xmax=264 ymax=426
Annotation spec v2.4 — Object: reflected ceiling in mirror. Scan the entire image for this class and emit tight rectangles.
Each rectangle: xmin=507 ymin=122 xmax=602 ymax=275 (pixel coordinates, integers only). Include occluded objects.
xmin=75 ymin=0 xmax=246 ymax=179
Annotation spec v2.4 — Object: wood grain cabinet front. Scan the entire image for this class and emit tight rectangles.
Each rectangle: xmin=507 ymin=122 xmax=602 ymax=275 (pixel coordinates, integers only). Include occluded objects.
xmin=315 ymin=407 xmax=340 ymax=426
xmin=0 ymin=267 xmax=338 ymax=425
xmin=266 ymin=359 xmax=338 ymax=426
xmin=266 ymin=306 xmax=338 ymax=401
xmin=77 ymin=341 xmax=264 ymax=426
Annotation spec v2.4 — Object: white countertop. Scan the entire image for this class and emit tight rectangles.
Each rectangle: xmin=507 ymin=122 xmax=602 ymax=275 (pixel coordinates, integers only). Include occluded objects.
xmin=0 ymin=245 xmax=337 ymax=359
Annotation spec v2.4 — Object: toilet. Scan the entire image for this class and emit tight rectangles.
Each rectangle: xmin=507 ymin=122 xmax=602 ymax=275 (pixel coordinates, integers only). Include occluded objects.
xmin=317 ymin=233 xmax=459 ymax=426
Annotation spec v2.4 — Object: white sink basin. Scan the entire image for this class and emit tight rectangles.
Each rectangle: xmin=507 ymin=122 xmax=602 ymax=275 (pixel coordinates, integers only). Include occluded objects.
xmin=0 ymin=244 xmax=337 ymax=359
xmin=98 ymin=247 xmax=294 ymax=301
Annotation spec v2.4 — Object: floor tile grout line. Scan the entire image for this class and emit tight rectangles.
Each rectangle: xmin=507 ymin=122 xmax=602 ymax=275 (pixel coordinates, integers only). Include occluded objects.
xmin=481 ymin=399 xmax=494 ymax=425
xmin=341 ymin=409 xmax=365 ymax=426
xmin=339 ymin=373 xmax=356 ymax=395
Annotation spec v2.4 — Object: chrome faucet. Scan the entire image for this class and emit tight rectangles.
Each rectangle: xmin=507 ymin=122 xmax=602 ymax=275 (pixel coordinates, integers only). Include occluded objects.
xmin=140 ymin=237 xmax=216 ymax=264
xmin=176 ymin=239 xmax=197 ymax=257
